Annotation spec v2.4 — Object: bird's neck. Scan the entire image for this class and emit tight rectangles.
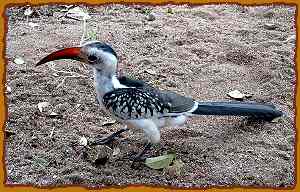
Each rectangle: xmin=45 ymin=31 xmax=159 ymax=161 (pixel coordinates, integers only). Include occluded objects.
xmin=93 ymin=68 xmax=126 ymax=103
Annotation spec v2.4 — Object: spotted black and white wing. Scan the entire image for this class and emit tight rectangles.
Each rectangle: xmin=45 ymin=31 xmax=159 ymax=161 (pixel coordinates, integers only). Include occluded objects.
xmin=102 ymin=87 xmax=195 ymax=120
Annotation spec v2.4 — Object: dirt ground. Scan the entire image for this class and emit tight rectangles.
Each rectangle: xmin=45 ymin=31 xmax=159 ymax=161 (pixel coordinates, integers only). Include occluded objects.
xmin=4 ymin=4 xmax=296 ymax=188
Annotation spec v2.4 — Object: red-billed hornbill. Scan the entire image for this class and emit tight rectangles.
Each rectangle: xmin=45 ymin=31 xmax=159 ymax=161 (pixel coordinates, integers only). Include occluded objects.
xmin=36 ymin=41 xmax=283 ymax=161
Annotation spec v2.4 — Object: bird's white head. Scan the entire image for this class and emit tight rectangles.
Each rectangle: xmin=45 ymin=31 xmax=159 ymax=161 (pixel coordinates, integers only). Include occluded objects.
xmin=36 ymin=41 xmax=118 ymax=74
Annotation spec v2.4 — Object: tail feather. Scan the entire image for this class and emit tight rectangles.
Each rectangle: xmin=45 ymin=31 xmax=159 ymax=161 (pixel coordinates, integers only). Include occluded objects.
xmin=192 ymin=101 xmax=283 ymax=121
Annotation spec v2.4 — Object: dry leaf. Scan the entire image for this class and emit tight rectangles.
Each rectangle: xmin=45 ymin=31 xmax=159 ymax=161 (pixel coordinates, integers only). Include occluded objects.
xmin=14 ymin=57 xmax=25 ymax=65
xmin=52 ymin=73 xmax=59 ymax=77
xmin=62 ymin=5 xmax=74 ymax=9
xmin=67 ymin=7 xmax=91 ymax=20
xmin=144 ymin=69 xmax=157 ymax=75
xmin=112 ymin=147 xmax=121 ymax=156
xmin=48 ymin=112 xmax=62 ymax=119
xmin=145 ymin=153 xmax=176 ymax=170
xmin=24 ymin=7 xmax=33 ymax=16
xmin=79 ymin=136 xmax=88 ymax=146
xmin=6 ymin=86 xmax=12 ymax=94
xmin=101 ymin=120 xmax=116 ymax=127
xmin=49 ymin=112 xmax=58 ymax=116
xmin=227 ymin=90 xmax=245 ymax=100
xmin=165 ymin=159 xmax=184 ymax=177
xmin=37 ymin=102 xmax=50 ymax=113
xmin=152 ymin=79 xmax=161 ymax=86
xmin=28 ymin=22 xmax=39 ymax=28
xmin=271 ymin=117 xmax=282 ymax=123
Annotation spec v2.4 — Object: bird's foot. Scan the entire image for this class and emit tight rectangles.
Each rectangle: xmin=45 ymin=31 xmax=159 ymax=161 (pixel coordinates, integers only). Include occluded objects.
xmin=129 ymin=153 xmax=147 ymax=162
xmin=90 ymin=127 xmax=129 ymax=146
xmin=129 ymin=143 xmax=152 ymax=169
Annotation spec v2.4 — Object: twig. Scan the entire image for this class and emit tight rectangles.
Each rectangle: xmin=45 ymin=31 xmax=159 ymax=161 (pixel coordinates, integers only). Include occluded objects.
xmin=80 ymin=18 xmax=89 ymax=69
xmin=80 ymin=18 xmax=87 ymax=46
xmin=49 ymin=127 xmax=55 ymax=138
xmin=65 ymin=14 xmax=82 ymax=21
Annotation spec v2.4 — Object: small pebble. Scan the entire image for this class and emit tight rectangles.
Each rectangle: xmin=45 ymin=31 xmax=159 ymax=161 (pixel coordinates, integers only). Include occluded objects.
xmin=79 ymin=136 xmax=88 ymax=146
xmin=6 ymin=86 xmax=12 ymax=94
xmin=263 ymin=23 xmax=278 ymax=30
xmin=146 ymin=13 xmax=156 ymax=21
xmin=227 ymin=90 xmax=246 ymax=100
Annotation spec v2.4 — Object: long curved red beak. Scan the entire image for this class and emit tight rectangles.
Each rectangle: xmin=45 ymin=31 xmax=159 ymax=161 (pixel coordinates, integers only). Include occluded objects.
xmin=36 ymin=47 xmax=81 ymax=66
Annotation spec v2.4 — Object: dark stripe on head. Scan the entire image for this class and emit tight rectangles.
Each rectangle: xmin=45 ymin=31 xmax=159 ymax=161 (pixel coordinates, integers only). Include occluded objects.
xmin=88 ymin=42 xmax=118 ymax=59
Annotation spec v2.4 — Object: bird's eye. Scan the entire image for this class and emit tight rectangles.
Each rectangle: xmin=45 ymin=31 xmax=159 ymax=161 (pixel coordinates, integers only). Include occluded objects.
xmin=87 ymin=55 xmax=97 ymax=62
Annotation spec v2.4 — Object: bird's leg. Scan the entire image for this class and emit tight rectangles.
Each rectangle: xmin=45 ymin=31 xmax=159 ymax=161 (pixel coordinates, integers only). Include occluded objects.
xmin=90 ymin=127 xmax=129 ymax=145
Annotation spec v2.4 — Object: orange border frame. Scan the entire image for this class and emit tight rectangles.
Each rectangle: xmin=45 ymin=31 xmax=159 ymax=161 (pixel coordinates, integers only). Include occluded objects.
xmin=0 ymin=0 xmax=298 ymax=192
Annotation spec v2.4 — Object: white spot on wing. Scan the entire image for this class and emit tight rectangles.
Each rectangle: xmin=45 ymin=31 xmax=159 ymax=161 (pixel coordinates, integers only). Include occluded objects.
xmin=123 ymin=107 xmax=128 ymax=113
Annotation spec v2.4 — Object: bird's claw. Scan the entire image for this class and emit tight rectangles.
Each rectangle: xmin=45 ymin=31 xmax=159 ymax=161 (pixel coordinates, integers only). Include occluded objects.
xmin=129 ymin=153 xmax=147 ymax=169
xmin=128 ymin=152 xmax=147 ymax=162
xmin=128 ymin=142 xmax=152 ymax=168
xmin=89 ymin=127 xmax=129 ymax=146
xmin=90 ymin=137 xmax=115 ymax=146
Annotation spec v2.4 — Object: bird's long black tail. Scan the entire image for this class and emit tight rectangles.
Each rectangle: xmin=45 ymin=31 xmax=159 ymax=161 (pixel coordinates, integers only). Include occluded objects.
xmin=192 ymin=101 xmax=282 ymax=121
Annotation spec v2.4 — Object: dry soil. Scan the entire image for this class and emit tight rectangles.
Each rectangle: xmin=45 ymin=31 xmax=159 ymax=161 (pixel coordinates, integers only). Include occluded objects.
xmin=4 ymin=4 xmax=296 ymax=188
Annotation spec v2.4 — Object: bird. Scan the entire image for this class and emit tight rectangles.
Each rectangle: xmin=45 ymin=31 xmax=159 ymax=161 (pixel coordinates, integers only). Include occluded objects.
xmin=36 ymin=41 xmax=283 ymax=161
